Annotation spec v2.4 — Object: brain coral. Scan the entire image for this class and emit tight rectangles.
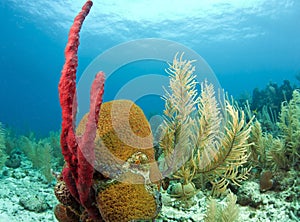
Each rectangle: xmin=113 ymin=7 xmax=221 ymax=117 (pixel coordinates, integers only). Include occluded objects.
xmin=77 ymin=99 xmax=161 ymax=182
xmin=75 ymin=100 xmax=161 ymax=221
xmin=96 ymin=180 xmax=160 ymax=221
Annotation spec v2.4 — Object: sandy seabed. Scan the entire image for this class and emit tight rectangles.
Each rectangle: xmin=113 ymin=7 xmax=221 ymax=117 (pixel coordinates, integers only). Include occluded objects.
xmin=0 ymin=154 xmax=299 ymax=222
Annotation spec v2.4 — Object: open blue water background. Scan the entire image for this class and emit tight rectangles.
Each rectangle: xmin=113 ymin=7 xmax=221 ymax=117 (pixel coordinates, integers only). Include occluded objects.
xmin=0 ymin=0 xmax=299 ymax=136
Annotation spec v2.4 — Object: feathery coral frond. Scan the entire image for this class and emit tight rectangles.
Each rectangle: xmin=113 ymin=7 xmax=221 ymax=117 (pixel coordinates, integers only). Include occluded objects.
xmin=159 ymin=53 xmax=253 ymax=197
xmin=278 ymin=89 xmax=300 ymax=165
xmin=160 ymin=53 xmax=198 ymax=183
xmin=193 ymin=81 xmax=222 ymax=171
xmin=201 ymin=102 xmax=253 ymax=195
xmin=204 ymin=191 xmax=239 ymax=222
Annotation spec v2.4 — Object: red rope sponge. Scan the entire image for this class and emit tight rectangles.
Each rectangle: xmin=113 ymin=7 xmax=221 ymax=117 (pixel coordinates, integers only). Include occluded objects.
xmin=58 ymin=1 xmax=104 ymax=220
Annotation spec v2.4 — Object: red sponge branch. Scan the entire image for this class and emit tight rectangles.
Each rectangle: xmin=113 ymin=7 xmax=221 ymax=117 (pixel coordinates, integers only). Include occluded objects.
xmin=78 ymin=71 xmax=104 ymax=205
xmin=59 ymin=0 xmax=93 ymax=177
xmin=58 ymin=0 xmax=103 ymax=220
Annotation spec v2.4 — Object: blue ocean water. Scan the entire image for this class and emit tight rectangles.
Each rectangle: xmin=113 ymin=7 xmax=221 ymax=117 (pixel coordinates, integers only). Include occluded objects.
xmin=0 ymin=0 xmax=300 ymax=136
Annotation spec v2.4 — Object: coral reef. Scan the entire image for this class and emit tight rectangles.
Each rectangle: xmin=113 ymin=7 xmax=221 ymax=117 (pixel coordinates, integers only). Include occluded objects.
xmin=237 ymin=88 xmax=300 ymax=220
xmin=1 ymin=130 xmax=64 ymax=181
xmin=247 ymin=89 xmax=300 ymax=172
xmin=236 ymin=177 xmax=299 ymax=221
xmin=53 ymin=1 xmax=300 ymax=221
xmin=251 ymin=80 xmax=294 ymax=117
xmin=0 ymin=146 xmax=59 ymax=221
xmin=1 ymin=1 xmax=300 ymax=220
xmin=249 ymin=80 xmax=298 ymax=133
